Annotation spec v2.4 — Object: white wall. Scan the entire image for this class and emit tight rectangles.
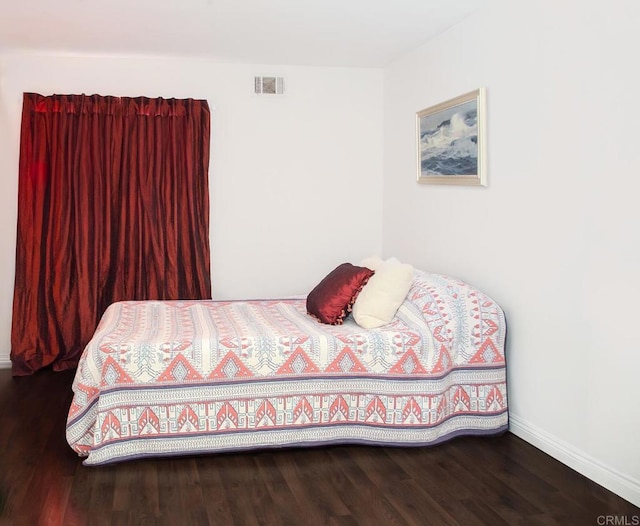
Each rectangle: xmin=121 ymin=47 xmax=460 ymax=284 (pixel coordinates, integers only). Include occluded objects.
xmin=0 ymin=53 xmax=384 ymax=366
xmin=0 ymin=60 xmax=14 ymax=369
xmin=383 ymin=0 xmax=640 ymax=506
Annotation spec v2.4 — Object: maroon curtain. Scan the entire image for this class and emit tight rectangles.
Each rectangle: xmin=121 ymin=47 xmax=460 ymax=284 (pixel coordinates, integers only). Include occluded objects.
xmin=11 ymin=93 xmax=212 ymax=376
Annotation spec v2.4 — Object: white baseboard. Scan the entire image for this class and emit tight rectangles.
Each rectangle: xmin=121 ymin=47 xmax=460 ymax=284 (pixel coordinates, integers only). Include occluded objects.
xmin=0 ymin=359 xmax=11 ymax=369
xmin=509 ymin=413 xmax=640 ymax=507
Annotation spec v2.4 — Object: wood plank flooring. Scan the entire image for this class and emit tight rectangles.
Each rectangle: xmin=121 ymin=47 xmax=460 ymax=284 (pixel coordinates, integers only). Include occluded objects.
xmin=0 ymin=368 xmax=637 ymax=525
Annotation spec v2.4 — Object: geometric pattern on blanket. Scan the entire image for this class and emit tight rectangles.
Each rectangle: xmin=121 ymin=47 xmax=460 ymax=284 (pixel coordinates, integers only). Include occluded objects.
xmin=66 ymin=271 xmax=508 ymax=465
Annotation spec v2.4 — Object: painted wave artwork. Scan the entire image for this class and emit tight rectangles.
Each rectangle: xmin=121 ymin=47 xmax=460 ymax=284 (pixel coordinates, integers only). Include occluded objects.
xmin=420 ymin=100 xmax=478 ymax=176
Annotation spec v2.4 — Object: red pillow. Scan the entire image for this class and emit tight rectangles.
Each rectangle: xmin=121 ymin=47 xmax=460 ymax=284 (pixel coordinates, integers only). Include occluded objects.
xmin=306 ymin=263 xmax=375 ymax=325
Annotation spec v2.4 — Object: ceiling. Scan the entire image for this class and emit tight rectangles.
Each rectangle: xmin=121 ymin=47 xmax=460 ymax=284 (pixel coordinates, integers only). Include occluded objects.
xmin=0 ymin=0 xmax=489 ymax=67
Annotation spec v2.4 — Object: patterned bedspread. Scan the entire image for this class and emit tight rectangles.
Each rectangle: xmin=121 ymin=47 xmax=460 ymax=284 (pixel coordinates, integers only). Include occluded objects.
xmin=66 ymin=271 xmax=508 ymax=465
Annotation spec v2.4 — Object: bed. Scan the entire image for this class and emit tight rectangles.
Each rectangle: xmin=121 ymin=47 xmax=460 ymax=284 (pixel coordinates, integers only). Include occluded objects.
xmin=66 ymin=269 xmax=508 ymax=465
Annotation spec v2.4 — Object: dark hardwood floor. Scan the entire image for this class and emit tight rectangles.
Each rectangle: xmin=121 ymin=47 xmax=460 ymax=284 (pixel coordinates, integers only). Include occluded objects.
xmin=0 ymin=368 xmax=637 ymax=526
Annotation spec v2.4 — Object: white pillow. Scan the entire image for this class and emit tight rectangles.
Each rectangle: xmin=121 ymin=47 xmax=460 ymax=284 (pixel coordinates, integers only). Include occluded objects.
xmin=359 ymin=255 xmax=384 ymax=271
xmin=352 ymin=259 xmax=413 ymax=329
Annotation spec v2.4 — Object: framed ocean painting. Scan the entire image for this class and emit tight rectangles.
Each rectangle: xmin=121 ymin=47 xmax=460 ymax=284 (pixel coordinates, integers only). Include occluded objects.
xmin=416 ymin=88 xmax=486 ymax=186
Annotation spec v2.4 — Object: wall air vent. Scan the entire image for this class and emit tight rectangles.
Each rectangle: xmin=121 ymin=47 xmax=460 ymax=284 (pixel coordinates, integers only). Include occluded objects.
xmin=254 ymin=76 xmax=285 ymax=95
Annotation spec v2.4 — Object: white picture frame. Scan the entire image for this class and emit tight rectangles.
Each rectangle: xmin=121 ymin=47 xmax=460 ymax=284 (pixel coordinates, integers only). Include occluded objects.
xmin=416 ymin=88 xmax=487 ymax=186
